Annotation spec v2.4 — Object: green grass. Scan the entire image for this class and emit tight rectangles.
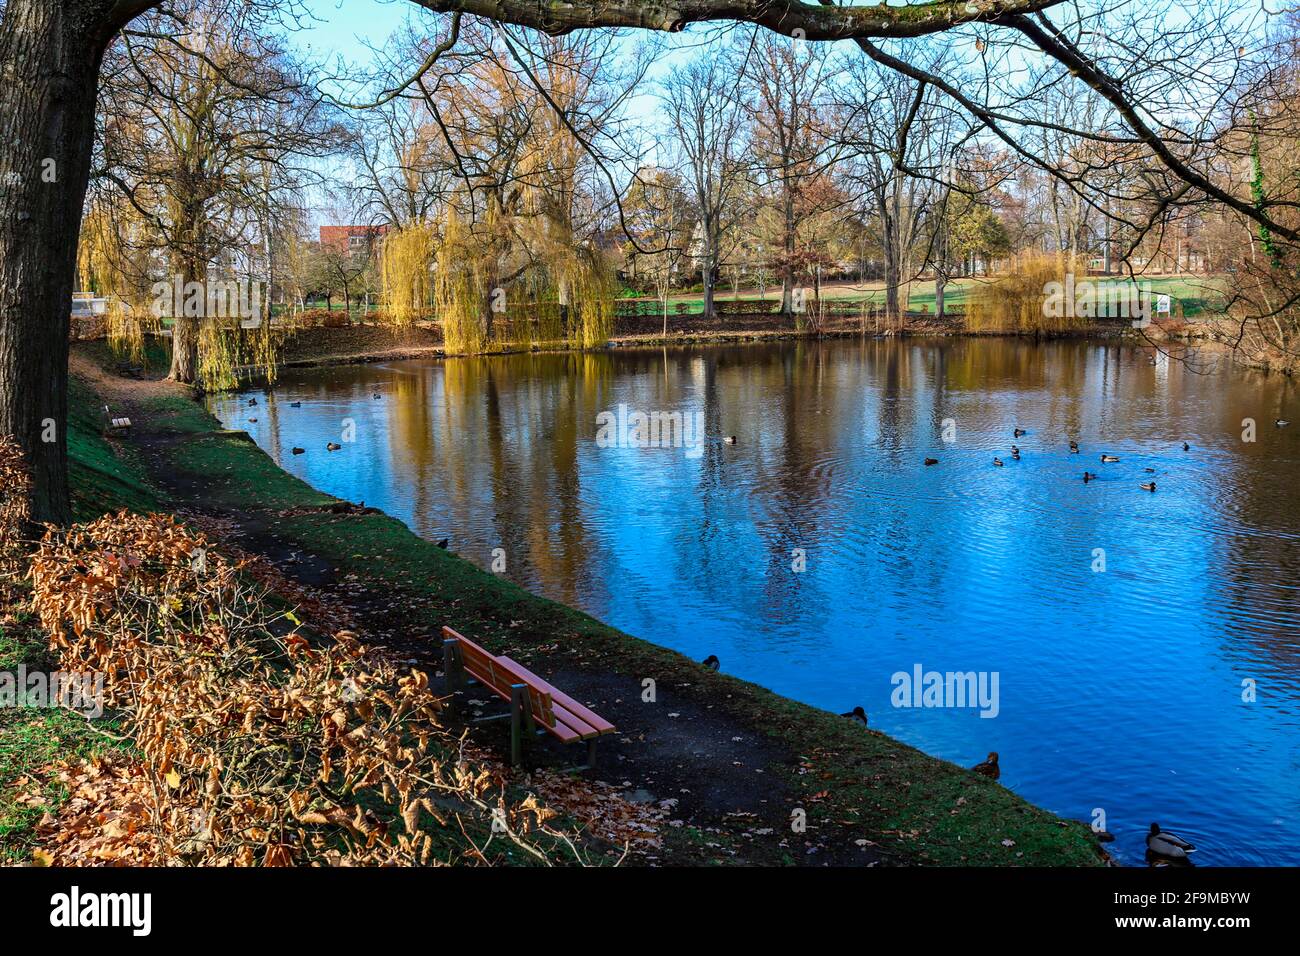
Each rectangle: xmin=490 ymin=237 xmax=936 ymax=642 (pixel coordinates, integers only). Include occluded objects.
xmin=638 ymin=274 xmax=1229 ymax=320
xmin=71 ymin=359 xmax=1102 ymax=866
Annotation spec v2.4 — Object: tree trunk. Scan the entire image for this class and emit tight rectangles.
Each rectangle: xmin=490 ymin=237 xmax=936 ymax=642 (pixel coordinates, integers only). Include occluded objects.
xmin=0 ymin=1 xmax=109 ymax=526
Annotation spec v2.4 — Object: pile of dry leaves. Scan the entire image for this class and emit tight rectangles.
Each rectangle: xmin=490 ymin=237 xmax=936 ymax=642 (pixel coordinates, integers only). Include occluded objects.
xmin=26 ymin=509 xmax=577 ymax=865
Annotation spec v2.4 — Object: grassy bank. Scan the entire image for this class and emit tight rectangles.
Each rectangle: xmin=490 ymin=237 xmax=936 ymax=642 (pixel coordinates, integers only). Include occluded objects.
xmin=11 ymin=343 xmax=1110 ymax=865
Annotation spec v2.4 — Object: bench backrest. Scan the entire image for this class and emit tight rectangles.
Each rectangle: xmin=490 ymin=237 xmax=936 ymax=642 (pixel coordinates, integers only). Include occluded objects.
xmin=442 ymin=627 xmax=556 ymax=728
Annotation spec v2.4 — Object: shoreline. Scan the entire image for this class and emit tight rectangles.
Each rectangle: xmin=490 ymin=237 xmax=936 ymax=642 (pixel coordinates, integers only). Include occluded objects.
xmin=222 ymin=318 xmax=1156 ymax=381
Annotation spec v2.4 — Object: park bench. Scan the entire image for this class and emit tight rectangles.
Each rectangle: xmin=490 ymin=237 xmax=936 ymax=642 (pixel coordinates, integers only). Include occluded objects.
xmin=102 ymin=405 xmax=132 ymax=436
xmin=441 ymin=626 xmax=616 ymax=769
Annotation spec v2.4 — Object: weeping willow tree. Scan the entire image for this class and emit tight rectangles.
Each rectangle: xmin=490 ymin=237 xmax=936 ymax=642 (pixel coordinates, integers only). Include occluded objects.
xmin=77 ymin=202 xmax=159 ymax=364
xmin=374 ymin=25 xmax=616 ymax=355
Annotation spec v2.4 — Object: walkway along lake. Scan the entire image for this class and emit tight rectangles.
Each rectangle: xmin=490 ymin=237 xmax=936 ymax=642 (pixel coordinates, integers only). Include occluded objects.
xmin=211 ymin=337 xmax=1300 ymax=866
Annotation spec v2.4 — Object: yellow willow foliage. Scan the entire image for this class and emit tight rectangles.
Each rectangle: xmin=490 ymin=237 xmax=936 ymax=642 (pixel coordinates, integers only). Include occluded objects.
xmin=433 ymin=211 xmax=490 ymax=355
xmin=77 ymin=207 xmax=157 ymax=363
xmin=965 ymin=253 xmax=1090 ymax=334
xmin=195 ymin=317 xmax=286 ymax=393
xmin=380 ymin=223 xmax=436 ymax=327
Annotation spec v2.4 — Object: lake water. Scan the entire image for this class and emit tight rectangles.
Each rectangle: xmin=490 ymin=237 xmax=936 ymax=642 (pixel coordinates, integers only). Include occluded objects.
xmin=211 ymin=337 xmax=1300 ymax=866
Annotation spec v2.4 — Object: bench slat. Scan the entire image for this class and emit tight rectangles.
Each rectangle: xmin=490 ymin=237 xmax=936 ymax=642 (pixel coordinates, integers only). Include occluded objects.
xmin=498 ymin=656 xmax=615 ymax=737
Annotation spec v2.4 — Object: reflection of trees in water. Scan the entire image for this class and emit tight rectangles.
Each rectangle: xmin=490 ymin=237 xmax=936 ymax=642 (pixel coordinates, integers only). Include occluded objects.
xmin=428 ymin=351 xmax=614 ymax=608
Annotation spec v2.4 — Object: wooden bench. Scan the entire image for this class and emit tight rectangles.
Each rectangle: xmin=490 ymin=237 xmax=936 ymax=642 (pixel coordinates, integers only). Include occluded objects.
xmin=102 ymin=405 xmax=132 ymax=436
xmin=441 ymin=626 xmax=615 ymax=768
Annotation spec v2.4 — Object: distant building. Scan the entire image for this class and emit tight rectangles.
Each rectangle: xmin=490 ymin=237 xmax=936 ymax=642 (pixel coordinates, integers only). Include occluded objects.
xmin=319 ymin=225 xmax=388 ymax=257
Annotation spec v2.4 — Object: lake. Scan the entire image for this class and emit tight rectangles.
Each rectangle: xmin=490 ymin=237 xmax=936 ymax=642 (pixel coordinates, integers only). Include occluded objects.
xmin=211 ymin=337 xmax=1300 ymax=866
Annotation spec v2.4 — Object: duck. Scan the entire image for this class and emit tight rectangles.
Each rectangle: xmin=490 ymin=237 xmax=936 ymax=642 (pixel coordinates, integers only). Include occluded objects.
xmin=1011 ymin=451 xmax=1021 ymax=461
xmin=291 ymin=447 xmax=305 ymax=455
xmin=1144 ymin=467 xmax=1155 ymax=473
xmin=972 ymin=752 xmax=1000 ymax=779
xmin=1146 ymin=823 xmax=1195 ymax=859
xmin=290 ymin=401 xmax=301 ymax=408
xmin=1010 ymin=445 xmax=1020 ymax=455
xmin=841 ymin=706 xmax=868 ymax=726
xmin=373 ymin=393 xmax=381 ymax=400
xmin=924 ymin=457 xmax=939 ymax=466
xmin=1069 ymin=440 xmax=1080 ymax=454
xmin=1100 ymin=454 xmax=1120 ymax=463
xmin=326 ymin=441 xmax=341 ymax=452
xmin=1140 ymin=481 xmax=1156 ymax=492
xmin=1013 ymin=428 xmax=1026 ymax=437
xmin=1277 ymin=419 xmax=1291 ymax=427
xmin=1083 ymin=471 xmax=1097 ymax=482
xmin=1181 ymin=441 xmax=1189 ymax=451
xmin=724 ymin=436 xmax=737 ymax=445
xmin=702 ymin=654 xmax=720 ymax=671
xmin=247 ymin=398 xmax=257 ymax=407
xmin=436 ymin=538 xmax=449 ymax=549
xmin=993 ymin=457 xmax=1004 ymax=467
xmin=248 ymin=418 xmax=258 ymax=423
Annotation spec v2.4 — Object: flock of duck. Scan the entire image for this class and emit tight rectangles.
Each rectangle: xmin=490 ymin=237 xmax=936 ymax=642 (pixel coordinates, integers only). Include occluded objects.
xmin=244 ymin=389 xmax=387 ymax=456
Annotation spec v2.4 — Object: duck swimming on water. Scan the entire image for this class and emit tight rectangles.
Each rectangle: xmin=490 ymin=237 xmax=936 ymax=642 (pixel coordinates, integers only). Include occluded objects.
xmin=1140 ymin=481 xmax=1156 ymax=491
xmin=1083 ymin=472 xmax=1097 ymax=482
xmin=993 ymin=457 xmax=1004 ymax=467
xmin=1100 ymin=454 xmax=1120 ymax=463
xmin=724 ymin=436 xmax=737 ymax=445
xmin=1069 ymin=441 xmax=1080 ymax=454
xmin=1013 ymin=428 xmax=1026 ymax=437
xmin=702 ymin=654 xmax=720 ymax=671
xmin=924 ymin=457 xmax=939 ymax=466
xmin=1146 ymin=823 xmax=1196 ymax=859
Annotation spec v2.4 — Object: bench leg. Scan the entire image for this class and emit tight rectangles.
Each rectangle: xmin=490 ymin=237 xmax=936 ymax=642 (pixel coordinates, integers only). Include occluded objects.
xmin=586 ymin=739 xmax=598 ymax=770
xmin=442 ymin=640 xmax=464 ymax=694
xmin=509 ymin=684 xmax=526 ymax=767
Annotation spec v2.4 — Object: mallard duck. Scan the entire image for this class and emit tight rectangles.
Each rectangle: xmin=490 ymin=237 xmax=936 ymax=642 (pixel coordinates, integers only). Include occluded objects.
xmin=289 ymin=401 xmax=301 ymax=408
xmin=436 ymin=538 xmax=448 ymax=549
xmin=724 ymin=436 xmax=737 ymax=445
xmin=1069 ymin=440 xmax=1080 ymax=453
xmin=1083 ymin=472 xmax=1097 ymax=482
xmin=248 ymin=418 xmax=258 ymax=423
xmin=1144 ymin=467 xmax=1155 ymax=473
xmin=1147 ymin=823 xmax=1195 ymax=859
xmin=247 ymin=398 xmax=257 ymax=407
xmin=1100 ymin=454 xmax=1120 ymax=463
xmin=972 ymin=752 xmax=1000 ymax=779
xmin=1182 ymin=441 xmax=1189 ymax=451
xmin=326 ymin=441 xmax=341 ymax=451
xmin=993 ymin=457 xmax=1004 ymax=467
xmin=1011 ymin=452 xmax=1021 ymax=461
xmin=291 ymin=447 xmax=305 ymax=455
xmin=1010 ymin=445 xmax=1020 ymax=455
xmin=1277 ymin=419 xmax=1291 ymax=427
xmin=702 ymin=654 xmax=720 ymax=671
xmin=841 ymin=706 xmax=868 ymax=725
xmin=373 ymin=393 xmax=381 ymax=400
xmin=924 ymin=457 xmax=939 ymax=466
xmin=1140 ymin=481 xmax=1156 ymax=491
xmin=1013 ymin=428 xmax=1026 ymax=437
